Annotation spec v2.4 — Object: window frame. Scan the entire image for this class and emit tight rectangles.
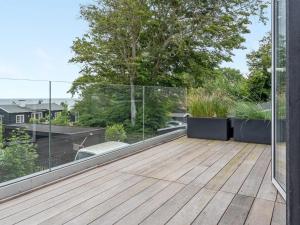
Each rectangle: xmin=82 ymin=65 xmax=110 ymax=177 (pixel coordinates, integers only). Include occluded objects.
xmin=16 ymin=115 xmax=25 ymax=124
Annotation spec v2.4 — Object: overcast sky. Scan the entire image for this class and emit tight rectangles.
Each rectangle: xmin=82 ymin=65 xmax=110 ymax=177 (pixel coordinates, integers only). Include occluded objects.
xmin=0 ymin=0 xmax=270 ymax=98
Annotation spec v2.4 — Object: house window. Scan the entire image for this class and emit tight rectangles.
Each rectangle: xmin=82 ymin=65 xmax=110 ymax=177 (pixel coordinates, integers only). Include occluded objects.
xmin=31 ymin=112 xmax=43 ymax=119
xmin=0 ymin=115 xmax=3 ymax=124
xmin=16 ymin=115 xmax=25 ymax=124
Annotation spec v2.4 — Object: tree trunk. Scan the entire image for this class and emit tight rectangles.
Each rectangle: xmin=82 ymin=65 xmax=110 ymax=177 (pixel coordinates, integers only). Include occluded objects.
xmin=130 ymin=34 xmax=138 ymax=127
xmin=130 ymin=76 xmax=137 ymax=127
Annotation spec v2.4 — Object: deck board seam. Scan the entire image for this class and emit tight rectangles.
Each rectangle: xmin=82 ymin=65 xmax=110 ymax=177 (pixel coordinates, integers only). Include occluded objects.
xmin=0 ymin=172 xmax=133 ymax=223
xmin=219 ymin=144 xmax=267 ymax=195
xmin=112 ymin=182 xmax=186 ymax=225
xmin=86 ymin=179 xmax=175 ymax=225
xmin=204 ymin=143 xmax=255 ymax=192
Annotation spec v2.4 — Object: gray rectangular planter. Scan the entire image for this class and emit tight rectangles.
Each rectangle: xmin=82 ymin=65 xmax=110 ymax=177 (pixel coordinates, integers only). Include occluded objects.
xmin=232 ymin=118 xmax=271 ymax=144
xmin=187 ymin=117 xmax=230 ymax=141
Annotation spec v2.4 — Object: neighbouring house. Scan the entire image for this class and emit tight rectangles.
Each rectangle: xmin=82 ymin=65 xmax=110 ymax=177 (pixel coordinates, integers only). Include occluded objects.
xmin=5 ymin=123 xmax=105 ymax=168
xmin=0 ymin=102 xmax=64 ymax=125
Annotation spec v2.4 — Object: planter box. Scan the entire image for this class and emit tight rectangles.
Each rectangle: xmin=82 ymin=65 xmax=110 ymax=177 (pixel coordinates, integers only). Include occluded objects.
xmin=187 ymin=117 xmax=230 ymax=141
xmin=233 ymin=118 xmax=271 ymax=144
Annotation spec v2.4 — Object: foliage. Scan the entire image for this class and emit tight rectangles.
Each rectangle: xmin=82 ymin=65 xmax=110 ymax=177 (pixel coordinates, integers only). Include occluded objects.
xmin=69 ymin=0 xmax=268 ymax=92
xmin=231 ymin=102 xmax=271 ymax=120
xmin=74 ymin=85 xmax=137 ymax=128
xmin=105 ymin=124 xmax=127 ymax=142
xmin=29 ymin=117 xmax=40 ymax=124
xmin=135 ymin=87 xmax=174 ymax=132
xmin=68 ymin=0 xmax=268 ymax=130
xmin=0 ymin=129 xmax=38 ymax=182
xmin=245 ymin=33 xmax=272 ymax=102
xmin=276 ymin=93 xmax=286 ymax=119
xmin=204 ymin=67 xmax=247 ymax=100
xmin=74 ymin=84 xmax=175 ymax=134
xmin=0 ymin=124 xmax=3 ymax=149
xmin=188 ymin=88 xmax=232 ymax=118
xmin=52 ymin=103 xmax=70 ymax=126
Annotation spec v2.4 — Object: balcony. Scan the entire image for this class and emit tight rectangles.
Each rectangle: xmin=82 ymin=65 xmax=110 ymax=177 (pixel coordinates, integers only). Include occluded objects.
xmin=0 ymin=137 xmax=285 ymax=225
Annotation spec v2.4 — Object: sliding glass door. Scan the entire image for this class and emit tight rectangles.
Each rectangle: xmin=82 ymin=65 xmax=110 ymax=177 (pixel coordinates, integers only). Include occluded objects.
xmin=272 ymin=0 xmax=286 ymax=197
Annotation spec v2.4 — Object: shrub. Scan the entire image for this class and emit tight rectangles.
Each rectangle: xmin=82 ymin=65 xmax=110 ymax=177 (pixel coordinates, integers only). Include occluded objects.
xmin=231 ymin=102 xmax=271 ymax=120
xmin=188 ymin=88 xmax=232 ymax=118
xmin=29 ymin=118 xmax=40 ymax=124
xmin=105 ymin=124 xmax=127 ymax=142
xmin=0 ymin=129 xmax=38 ymax=182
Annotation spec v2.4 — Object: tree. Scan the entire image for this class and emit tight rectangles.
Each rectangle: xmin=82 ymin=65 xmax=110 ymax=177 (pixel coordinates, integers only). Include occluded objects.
xmin=0 ymin=129 xmax=38 ymax=182
xmin=246 ymin=33 xmax=272 ymax=102
xmin=52 ymin=103 xmax=71 ymax=126
xmin=203 ymin=67 xmax=246 ymax=100
xmin=105 ymin=124 xmax=127 ymax=142
xmin=0 ymin=123 xmax=3 ymax=149
xmin=69 ymin=0 xmax=268 ymax=125
xmin=73 ymin=84 xmax=174 ymax=134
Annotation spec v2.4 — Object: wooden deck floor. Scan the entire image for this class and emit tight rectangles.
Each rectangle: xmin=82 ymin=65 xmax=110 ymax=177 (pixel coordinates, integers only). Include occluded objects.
xmin=0 ymin=137 xmax=286 ymax=225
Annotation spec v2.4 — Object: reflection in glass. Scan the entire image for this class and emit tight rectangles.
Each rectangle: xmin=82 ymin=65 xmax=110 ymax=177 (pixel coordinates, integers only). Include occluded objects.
xmin=274 ymin=0 xmax=286 ymax=190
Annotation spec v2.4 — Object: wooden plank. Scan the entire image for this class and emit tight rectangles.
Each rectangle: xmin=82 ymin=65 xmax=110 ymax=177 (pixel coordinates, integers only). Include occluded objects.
xmin=19 ymin=175 xmax=144 ymax=225
xmin=191 ymin=143 xmax=247 ymax=187
xmin=145 ymin=143 xmax=214 ymax=180
xmin=39 ymin=175 xmax=146 ymax=225
xmin=0 ymin=167 xmax=108 ymax=211
xmin=64 ymin=178 xmax=158 ymax=225
xmin=239 ymin=147 xmax=271 ymax=197
xmin=271 ymin=203 xmax=286 ymax=225
xmin=103 ymin=137 xmax=189 ymax=171
xmin=200 ymin=142 xmax=235 ymax=167
xmin=190 ymin=191 xmax=235 ymax=225
xmin=218 ymin=194 xmax=254 ymax=225
xmin=140 ymin=183 xmax=203 ymax=225
xmin=88 ymin=180 xmax=171 ymax=225
xmin=205 ymin=144 xmax=255 ymax=191
xmin=0 ymin=172 xmax=127 ymax=225
xmin=114 ymin=182 xmax=185 ymax=225
xmin=165 ymin=142 xmax=227 ymax=181
xmin=175 ymin=143 xmax=237 ymax=184
xmin=244 ymin=198 xmax=275 ymax=225
xmin=221 ymin=144 xmax=265 ymax=194
xmin=166 ymin=188 xmax=216 ymax=225
xmin=0 ymin=170 xmax=118 ymax=220
xmin=276 ymin=193 xmax=286 ymax=204
xmin=138 ymin=141 xmax=211 ymax=176
xmin=257 ymin=163 xmax=277 ymax=201
xmin=177 ymin=165 xmax=208 ymax=184
xmin=120 ymin=139 xmax=200 ymax=173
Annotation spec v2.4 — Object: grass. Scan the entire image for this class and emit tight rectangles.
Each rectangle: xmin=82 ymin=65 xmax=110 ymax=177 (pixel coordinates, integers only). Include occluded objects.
xmin=231 ymin=102 xmax=271 ymax=120
xmin=188 ymin=88 xmax=232 ymax=118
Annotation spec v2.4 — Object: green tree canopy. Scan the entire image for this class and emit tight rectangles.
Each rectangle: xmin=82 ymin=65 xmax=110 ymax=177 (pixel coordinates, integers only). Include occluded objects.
xmin=245 ymin=33 xmax=272 ymax=102
xmin=69 ymin=0 xmax=268 ymax=128
xmin=0 ymin=129 xmax=38 ymax=182
xmin=203 ymin=67 xmax=246 ymax=100
xmin=70 ymin=0 xmax=268 ymax=93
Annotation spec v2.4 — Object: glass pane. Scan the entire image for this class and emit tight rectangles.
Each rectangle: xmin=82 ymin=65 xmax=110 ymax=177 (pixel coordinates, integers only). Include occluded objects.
xmin=0 ymin=79 xmax=50 ymax=184
xmin=50 ymin=82 xmax=143 ymax=166
xmin=144 ymin=86 xmax=187 ymax=139
xmin=274 ymin=0 xmax=287 ymax=190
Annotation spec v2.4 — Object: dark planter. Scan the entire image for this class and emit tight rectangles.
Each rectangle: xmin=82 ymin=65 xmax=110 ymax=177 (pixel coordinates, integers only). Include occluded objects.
xmin=233 ymin=118 xmax=271 ymax=144
xmin=187 ymin=117 xmax=230 ymax=141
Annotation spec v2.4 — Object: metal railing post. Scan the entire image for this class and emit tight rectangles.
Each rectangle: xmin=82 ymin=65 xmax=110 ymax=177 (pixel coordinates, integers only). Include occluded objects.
xmin=48 ymin=81 xmax=52 ymax=171
xmin=142 ymin=86 xmax=145 ymax=141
